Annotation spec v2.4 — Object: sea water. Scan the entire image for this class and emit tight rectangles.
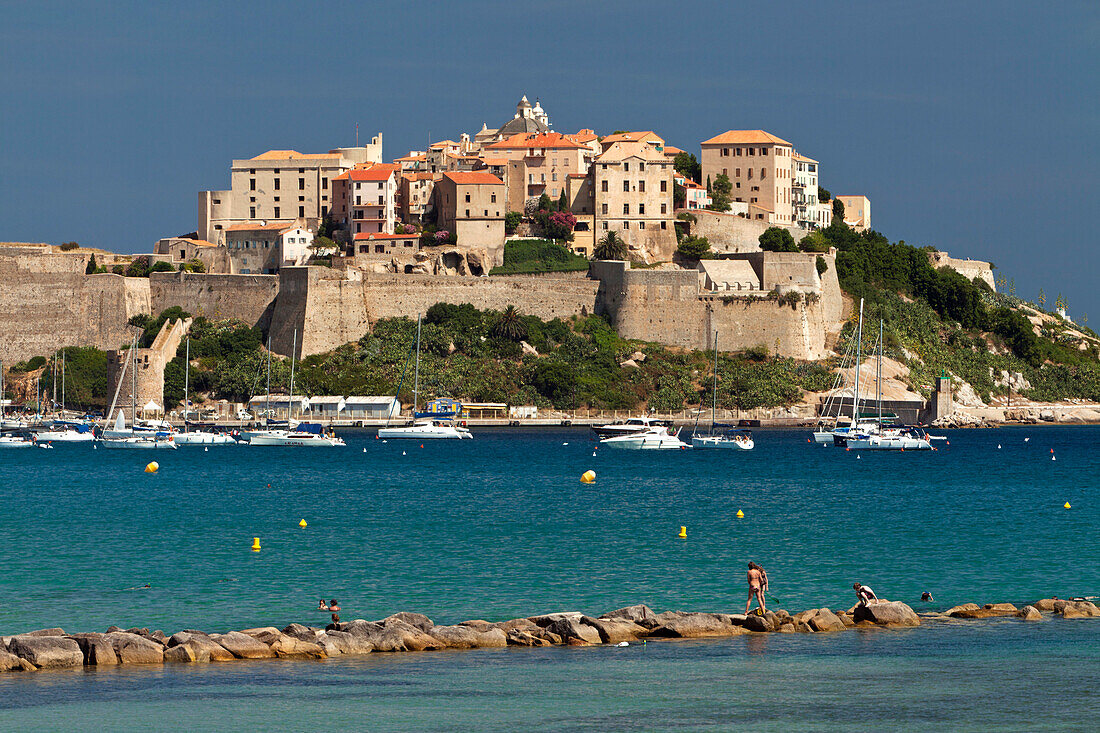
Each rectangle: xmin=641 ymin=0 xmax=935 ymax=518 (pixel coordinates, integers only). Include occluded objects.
xmin=0 ymin=426 xmax=1097 ymax=730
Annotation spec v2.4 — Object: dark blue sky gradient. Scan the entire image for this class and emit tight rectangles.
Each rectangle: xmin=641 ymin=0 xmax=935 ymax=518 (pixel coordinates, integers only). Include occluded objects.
xmin=1 ymin=1 xmax=1096 ymax=317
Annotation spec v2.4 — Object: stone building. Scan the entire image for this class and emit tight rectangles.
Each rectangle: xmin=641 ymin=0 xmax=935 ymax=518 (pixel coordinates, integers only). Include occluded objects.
xmin=483 ymin=132 xmax=588 ymax=212
xmin=349 ymin=232 xmax=420 ymax=260
xmin=399 ymin=172 xmax=435 ymax=223
xmin=225 ymin=221 xmax=314 ymax=274
xmin=700 ymin=130 xmax=794 ymax=224
xmin=333 ymin=164 xmax=399 ymax=237
xmin=592 ymin=141 xmax=676 ymax=262
xmin=434 ymin=172 xmax=506 ymax=264
xmin=835 ymin=195 xmax=871 ymax=231
xmin=198 ymin=140 xmax=382 ymax=245
xmin=152 ymin=237 xmax=229 ymax=273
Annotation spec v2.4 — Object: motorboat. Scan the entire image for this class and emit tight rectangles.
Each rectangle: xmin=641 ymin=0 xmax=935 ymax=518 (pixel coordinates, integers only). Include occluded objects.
xmin=32 ymin=423 xmax=95 ymax=443
xmin=378 ymin=418 xmax=472 ymax=440
xmin=99 ymin=434 xmax=177 ymax=449
xmin=248 ymin=423 xmax=346 ymax=447
xmin=846 ymin=427 xmax=933 ymax=451
xmin=174 ymin=430 xmax=238 ymax=445
xmin=590 ymin=416 xmax=668 ymax=439
xmin=377 ymin=314 xmax=472 ymax=441
xmin=0 ymin=434 xmax=34 ymax=448
xmin=692 ymin=428 xmax=754 ymax=450
xmin=600 ymin=425 xmax=691 ymax=450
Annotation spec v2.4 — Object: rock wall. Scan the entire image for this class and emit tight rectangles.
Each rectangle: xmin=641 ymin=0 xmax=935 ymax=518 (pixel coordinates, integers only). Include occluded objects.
xmin=0 ymin=252 xmax=149 ymax=362
xmin=150 ymin=272 xmax=278 ymax=329
xmin=106 ymin=318 xmax=191 ymax=415
xmin=270 ymin=267 xmax=601 ymax=358
xmin=690 ymin=211 xmax=809 ymax=255
xmin=929 ymin=251 xmax=996 ymax=291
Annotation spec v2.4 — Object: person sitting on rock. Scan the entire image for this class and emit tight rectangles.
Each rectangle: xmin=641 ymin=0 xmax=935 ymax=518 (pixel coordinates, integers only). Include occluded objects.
xmin=854 ymin=583 xmax=878 ymax=606
xmin=329 ymin=599 xmax=341 ymax=625
xmin=318 ymin=599 xmax=329 ymax=610
xmin=745 ymin=562 xmax=769 ymax=616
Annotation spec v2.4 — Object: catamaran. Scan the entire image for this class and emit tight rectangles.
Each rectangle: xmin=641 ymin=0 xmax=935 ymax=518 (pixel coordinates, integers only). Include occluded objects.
xmin=174 ymin=337 xmax=237 ymax=445
xmin=692 ymin=332 xmax=754 ymax=450
xmin=378 ymin=314 xmax=472 ymax=440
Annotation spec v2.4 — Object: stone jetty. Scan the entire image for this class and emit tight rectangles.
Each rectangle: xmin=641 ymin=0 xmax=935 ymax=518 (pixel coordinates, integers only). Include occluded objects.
xmin=2 ymin=598 xmax=1097 ymax=674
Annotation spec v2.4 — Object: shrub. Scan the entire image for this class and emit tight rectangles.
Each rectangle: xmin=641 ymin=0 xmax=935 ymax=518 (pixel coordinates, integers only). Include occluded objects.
xmin=759 ymin=227 xmax=798 ymax=252
xmin=489 ymin=239 xmax=587 ymax=275
xmin=59 ymin=241 xmax=80 ymax=251
xmin=504 ymin=211 xmax=522 ymax=235
xmin=676 ymin=235 xmax=711 ymax=260
xmin=816 ymin=255 xmax=828 ymax=276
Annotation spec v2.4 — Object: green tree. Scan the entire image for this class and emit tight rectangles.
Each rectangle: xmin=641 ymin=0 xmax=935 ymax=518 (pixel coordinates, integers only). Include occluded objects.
xmin=490 ymin=306 xmax=528 ymax=342
xmin=150 ymin=260 xmax=175 ymax=273
xmin=676 ymin=235 xmax=711 ymax=260
xmin=817 ymin=186 xmax=831 ymax=202
xmin=816 ymin=255 xmax=828 ymax=276
xmin=594 ymin=231 xmax=628 ymax=260
xmin=528 ymin=360 xmax=577 ymax=404
xmin=310 ymin=235 xmax=338 ymax=257
xmin=673 ymin=152 xmax=701 ymax=182
xmin=181 ymin=258 xmax=206 ymax=273
xmin=798 ymin=230 xmax=830 ymax=252
xmin=759 ymin=226 xmax=798 ymax=252
xmin=832 ymin=198 xmax=845 ymax=222
xmin=85 ymin=253 xmax=97 ymax=274
xmin=124 ymin=256 xmax=151 ymax=277
xmin=1008 ymin=278 xmax=1016 ymax=297
xmin=504 ymin=211 xmax=522 ymax=235
xmin=1038 ymin=288 xmax=1046 ymax=309
xmin=707 ymin=174 xmax=732 ymax=211
xmin=537 ymin=193 xmax=554 ymax=212
xmin=557 ymin=189 xmax=569 ymax=212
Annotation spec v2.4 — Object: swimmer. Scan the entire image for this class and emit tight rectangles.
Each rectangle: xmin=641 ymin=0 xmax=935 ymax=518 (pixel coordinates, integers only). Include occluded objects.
xmin=318 ymin=599 xmax=329 ymax=611
xmin=921 ymin=591 xmax=934 ymax=602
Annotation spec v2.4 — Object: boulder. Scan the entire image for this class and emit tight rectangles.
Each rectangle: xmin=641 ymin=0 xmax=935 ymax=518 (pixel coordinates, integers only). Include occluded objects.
xmin=1074 ymin=601 xmax=1100 ymax=617
xmin=210 ymin=631 xmax=276 ymax=659
xmin=528 ymin=612 xmax=584 ymax=628
xmin=741 ymin=613 xmax=777 ymax=633
xmin=339 ymin=619 xmax=441 ymax=652
xmin=1032 ymin=599 xmax=1057 ymax=612
xmin=8 ymin=635 xmax=84 ymax=668
xmin=579 ymin=617 xmax=649 ymax=644
xmin=164 ymin=643 xmax=207 ymax=663
xmin=458 ymin=620 xmax=496 ymax=633
xmin=166 ymin=632 xmax=233 ymax=662
xmin=651 ymin=612 xmax=745 ymax=638
xmin=808 ymin=609 xmax=846 ymax=633
xmin=323 ymin=630 xmax=374 ymax=656
xmin=0 ymin=649 xmax=36 ymax=672
xmin=546 ymin=617 xmax=601 ymax=645
xmin=239 ymin=628 xmax=326 ymax=658
xmin=429 ymin=625 xmax=508 ymax=649
xmin=947 ymin=602 xmax=1016 ymax=619
xmin=505 ymin=628 xmax=552 ymax=647
xmin=69 ymin=633 xmax=119 ymax=665
xmin=1059 ymin=605 xmax=1085 ymax=619
xmin=105 ymin=632 xmax=165 ymax=664
xmin=853 ymin=601 xmax=920 ymax=628
xmin=599 ymin=604 xmax=658 ymax=627
xmin=1016 ymin=606 xmax=1043 ymax=621
xmin=944 ymin=603 xmax=980 ymax=616
xmin=21 ymin=628 xmax=65 ymax=637
xmin=280 ymin=623 xmax=321 ymax=641
xmin=379 ymin=612 xmax=434 ymax=633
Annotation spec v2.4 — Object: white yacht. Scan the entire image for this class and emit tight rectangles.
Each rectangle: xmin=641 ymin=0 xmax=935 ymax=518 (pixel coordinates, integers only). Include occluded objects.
xmin=173 ymin=337 xmax=238 ymax=446
xmin=691 ymin=332 xmax=754 ymax=451
xmin=590 ymin=416 xmax=668 ymax=439
xmin=248 ymin=424 xmax=346 ymax=447
xmin=0 ymin=435 xmax=34 ymax=448
xmin=377 ymin=314 xmax=472 ymax=441
xmin=100 ymin=435 xmax=177 ymax=449
xmin=33 ymin=423 xmax=95 ymax=443
xmin=600 ymin=425 xmax=691 ymax=450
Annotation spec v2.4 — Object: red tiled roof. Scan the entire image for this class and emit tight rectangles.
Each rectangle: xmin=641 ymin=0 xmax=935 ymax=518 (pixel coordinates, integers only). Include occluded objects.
xmin=225 ymin=220 xmax=298 ymax=232
xmin=442 ymin=171 xmax=504 ymax=185
xmin=701 ymin=130 xmax=792 ymax=146
xmin=250 ymin=150 xmax=342 ymax=161
xmin=485 ymin=132 xmax=585 ymax=150
xmin=353 ymin=232 xmax=418 ymax=241
xmin=336 ymin=165 xmax=396 ymax=182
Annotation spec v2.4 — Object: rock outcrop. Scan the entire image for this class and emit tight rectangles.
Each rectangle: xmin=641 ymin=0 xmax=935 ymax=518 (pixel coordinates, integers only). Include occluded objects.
xmin=853 ymin=601 xmax=920 ymax=628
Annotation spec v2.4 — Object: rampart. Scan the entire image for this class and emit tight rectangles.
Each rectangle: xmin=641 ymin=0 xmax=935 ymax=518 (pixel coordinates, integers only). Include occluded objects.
xmin=150 ymin=272 xmax=278 ymax=329
xmin=689 ymin=211 xmax=808 ymax=254
xmin=270 ymin=267 xmax=601 ymax=358
xmin=106 ymin=318 xmax=191 ymax=414
xmin=929 ymin=251 xmax=996 ymax=290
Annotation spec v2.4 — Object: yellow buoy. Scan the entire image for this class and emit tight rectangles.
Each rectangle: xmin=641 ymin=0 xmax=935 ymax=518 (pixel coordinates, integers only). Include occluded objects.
xmin=1064 ymin=502 xmax=1072 ymax=509
xmin=251 ymin=537 xmax=261 ymax=551
xmin=144 ymin=461 xmax=159 ymax=474
xmin=298 ymin=519 xmax=307 ymax=528
xmin=736 ymin=509 xmax=745 ymax=518
xmin=678 ymin=526 xmax=687 ymax=538
xmin=580 ymin=470 xmax=596 ymax=484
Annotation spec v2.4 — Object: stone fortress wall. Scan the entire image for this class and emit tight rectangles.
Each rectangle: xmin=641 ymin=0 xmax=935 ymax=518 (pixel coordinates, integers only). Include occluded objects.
xmin=149 ymin=271 xmax=279 ymax=330
xmin=105 ymin=318 xmax=191 ymax=416
xmin=928 ymin=250 xmax=996 ymax=291
xmin=689 ymin=211 xmax=809 ymax=254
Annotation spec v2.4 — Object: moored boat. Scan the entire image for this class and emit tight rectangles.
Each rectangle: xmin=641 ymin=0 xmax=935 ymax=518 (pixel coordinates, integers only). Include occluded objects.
xmin=600 ymin=425 xmax=690 ymax=450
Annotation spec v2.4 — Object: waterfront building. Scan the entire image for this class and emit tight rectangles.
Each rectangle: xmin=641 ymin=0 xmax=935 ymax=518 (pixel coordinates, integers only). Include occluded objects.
xmin=835 ymin=195 xmax=871 ymax=231
xmin=700 ymin=130 xmax=794 ymax=224
xmin=307 ymin=396 xmax=345 ymax=418
xmin=592 ymin=140 xmax=676 ymax=259
xmin=343 ymin=396 xmax=401 ymax=420
xmin=434 ymin=171 xmax=506 ymax=253
xmin=198 ymin=140 xmax=382 ymax=245
xmin=225 ymin=220 xmax=314 ymax=274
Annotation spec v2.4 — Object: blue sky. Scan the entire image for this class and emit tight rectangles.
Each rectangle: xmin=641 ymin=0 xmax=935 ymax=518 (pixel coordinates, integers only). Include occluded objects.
xmin=1 ymin=1 xmax=1096 ymax=319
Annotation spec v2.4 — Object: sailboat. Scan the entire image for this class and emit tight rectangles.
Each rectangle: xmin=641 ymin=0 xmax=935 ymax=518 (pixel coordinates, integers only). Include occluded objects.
xmin=174 ymin=337 xmax=237 ymax=445
xmin=378 ymin=314 xmax=472 ymax=440
xmin=691 ymin=332 xmax=753 ymax=450
xmin=32 ymin=351 xmax=95 ymax=443
xmin=0 ymin=362 xmax=33 ymax=448
xmin=845 ymin=320 xmax=934 ymax=452
xmin=245 ymin=331 xmax=345 ymax=447
xmin=99 ymin=338 xmax=176 ymax=449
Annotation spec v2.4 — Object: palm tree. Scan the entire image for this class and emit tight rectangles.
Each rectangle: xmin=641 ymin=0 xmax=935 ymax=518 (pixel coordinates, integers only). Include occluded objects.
xmin=491 ymin=306 xmax=527 ymax=342
xmin=593 ymin=231 xmax=628 ymax=261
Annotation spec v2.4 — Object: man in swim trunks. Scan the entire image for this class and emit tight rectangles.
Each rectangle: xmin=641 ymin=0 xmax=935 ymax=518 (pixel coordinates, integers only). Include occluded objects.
xmin=745 ymin=562 xmax=768 ymax=615
xmin=854 ymin=583 xmax=877 ymax=606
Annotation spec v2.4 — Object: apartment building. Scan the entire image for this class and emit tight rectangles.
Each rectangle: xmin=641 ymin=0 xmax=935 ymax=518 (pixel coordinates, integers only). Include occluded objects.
xmin=792 ymin=153 xmax=832 ymax=230
xmin=484 ymin=132 xmax=588 ymax=212
xmin=674 ymin=174 xmax=712 ymax=210
xmin=835 ymin=195 xmax=871 ymax=231
xmin=225 ymin=220 xmax=314 ymax=274
xmin=399 ymin=172 xmax=435 ymax=223
xmin=333 ymin=165 xmax=398 ymax=236
xmin=593 ymin=141 xmax=676 ymax=258
xmin=198 ymin=137 xmax=382 ymax=245
xmin=700 ymin=130 xmax=794 ymax=224
xmin=434 ymin=171 xmax=506 ymax=258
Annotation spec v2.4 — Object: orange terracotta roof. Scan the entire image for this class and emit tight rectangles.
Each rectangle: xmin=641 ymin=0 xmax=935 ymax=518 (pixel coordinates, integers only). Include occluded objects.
xmin=336 ymin=165 xmax=396 ymax=182
xmin=225 ymin=220 xmax=298 ymax=232
xmin=479 ymin=157 xmax=509 ymax=166
xmin=662 ymin=145 xmax=684 ymax=155
xmin=701 ymin=130 xmax=792 ymax=146
xmin=567 ymin=130 xmax=599 ymax=143
xmin=485 ymin=132 xmax=585 ymax=150
xmin=395 ymin=153 xmax=427 ymax=161
xmin=250 ymin=150 xmax=342 ymax=161
xmin=793 ymin=153 xmax=818 ymax=163
xmin=601 ymin=131 xmax=664 ymax=145
xmin=183 ymin=239 xmax=218 ymax=247
xmin=353 ymin=232 xmax=419 ymax=241
xmin=429 ymin=139 xmax=459 ymax=148
xmin=442 ymin=171 xmax=503 ymax=185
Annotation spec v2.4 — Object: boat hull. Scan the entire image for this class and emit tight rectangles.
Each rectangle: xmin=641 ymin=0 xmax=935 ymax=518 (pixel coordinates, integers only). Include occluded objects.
xmin=99 ymin=438 xmax=177 ymax=449
xmin=174 ymin=432 xmax=237 ymax=445
xmin=692 ymin=436 xmax=754 ymax=450
xmin=33 ymin=431 xmax=95 ymax=442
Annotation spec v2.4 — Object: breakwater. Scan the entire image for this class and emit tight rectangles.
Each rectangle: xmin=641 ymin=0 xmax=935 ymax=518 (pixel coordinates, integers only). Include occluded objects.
xmin=2 ymin=598 xmax=1096 ymax=673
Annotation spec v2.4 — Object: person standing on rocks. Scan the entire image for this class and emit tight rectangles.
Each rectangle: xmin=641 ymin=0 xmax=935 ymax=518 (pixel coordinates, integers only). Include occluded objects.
xmin=745 ymin=562 xmax=769 ymax=616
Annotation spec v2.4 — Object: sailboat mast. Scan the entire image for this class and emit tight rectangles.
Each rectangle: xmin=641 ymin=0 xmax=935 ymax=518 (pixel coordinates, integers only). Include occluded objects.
xmin=265 ymin=334 xmax=272 ymax=419
xmin=289 ymin=329 xmax=297 ymax=421
xmin=412 ymin=314 xmax=421 ymax=413
xmin=132 ymin=336 xmax=137 ymax=428
xmin=52 ymin=351 xmax=57 ymax=414
xmin=853 ymin=298 xmax=864 ymax=425
xmin=877 ymin=320 xmax=883 ymax=425
xmin=712 ymin=331 xmax=718 ymax=430
xmin=61 ymin=349 xmax=65 ymax=415
xmin=184 ymin=337 xmax=190 ymax=433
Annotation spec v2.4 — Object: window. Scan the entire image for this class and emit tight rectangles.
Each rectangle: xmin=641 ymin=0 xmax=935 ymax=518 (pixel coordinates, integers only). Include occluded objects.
xmin=322 ymin=178 xmax=328 ymax=189
xmin=465 ymin=193 xmax=470 ymax=202
xmin=465 ymin=209 xmax=470 ymax=217
xmin=274 ymin=207 xmax=280 ymax=217
xmin=602 ymin=221 xmax=608 ymax=230
xmin=249 ymin=168 xmax=256 ymax=174
xmin=623 ymin=204 xmax=630 ymax=215
xmin=659 ymin=180 xmax=666 ymax=192
xmin=298 ymin=206 xmax=304 ymax=217
xmin=660 ymin=221 xmax=666 ymax=230
xmin=274 ymin=178 xmax=280 ymax=190
xmin=529 ymin=174 xmax=534 ymax=183
xmin=761 ymin=169 xmax=767 ymax=179
xmin=623 ymin=181 xmax=630 ymax=192
xmin=250 ymin=196 xmax=256 ymax=202
xmin=623 ymin=162 xmax=629 ymax=172
xmin=722 ymin=148 xmax=729 ymax=157
xmin=491 ymin=193 xmax=496 ymax=203
xmin=639 ymin=222 xmax=645 ymax=229
xmin=250 ymin=178 xmax=256 ymax=191
xmin=484 ymin=210 xmax=488 ymax=216
xmin=377 ymin=196 xmax=383 ymax=205
xmin=602 ymin=203 xmax=608 ymax=214
xmin=273 ymin=196 xmax=280 ymax=202
xmin=735 ymin=148 xmax=741 ymax=156
xmin=601 ymin=180 xmax=608 ymax=192
xmin=736 ymin=182 xmax=741 ymax=189
xmin=212 ymin=198 xmax=220 ymax=204
xmin=551 ymin=172 xmax=557 ymax=181
xmin=638 ymin=204 xmax=645 ymax=215
xmin=299 ymin=195 xmax=305 ymax=201
xmin=623 ymin=221 xmax=629 ymax=229
xmin=298 ymin=177 xmax=305 ymax=190
xmin=639 ymin=180 xmax=645 ymax=193
xmin=747 ymin=148 xmax=754 ymax=156
xmin=735 ymin=168 xmax=741 ymax=177
xmin=747 ymin=169 xmax=753 ymax=179
xmin=639 ymin=163 xmax=645 ymax=172
xmin=250 ymin=206 xmax=256 ymax=218
xmin=375 ymin=245 xmax=385 ymax=253
xmin=660 ymin=203 xmax=666 ymax=214
xmin=322 ymin=205 xmax=328 ymax=216
xmin=356 ymin=196 xmax=361 ymax=205
xmin=355 ymin=182 xmax=361 ymax=190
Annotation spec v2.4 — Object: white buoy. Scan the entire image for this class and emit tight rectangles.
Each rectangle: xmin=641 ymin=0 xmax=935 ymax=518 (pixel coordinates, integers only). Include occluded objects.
xmin=857 ymin=455 xmax=861 ymax=460
xmin=617 ymin=641 xmax=629 ymax=647
xmin=592 ymin=452 xmax=597 ymax=457
xmin=1025 ymin=437 xmax=1030 ymax=442
xmin=1052 ymin=456 xmax=1056 ymax=461
xmin=563 ymin=442 xmax=569 ymax=446
xmin=402 ymin=451 xmax=406 ymax=456
xmin=363 ymin=447 xmax=367 ymax=453
xmin=997 ymin=444 xmax=1002 ymax=449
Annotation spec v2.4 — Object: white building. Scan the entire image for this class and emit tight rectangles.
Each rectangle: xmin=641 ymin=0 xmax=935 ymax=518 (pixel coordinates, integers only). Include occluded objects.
xmin=344 ymin=396 xmax=401 ymax=420
xmin=307 ymin=396 xmax=345 ymax=418
xmin=792 ymin=153 xmax=833 ymax=230
xmin=336 ymin=166 xmax=398 ymax=236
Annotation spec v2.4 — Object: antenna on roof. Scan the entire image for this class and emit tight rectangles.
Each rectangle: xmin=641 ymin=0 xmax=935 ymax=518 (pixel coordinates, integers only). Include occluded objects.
xmin=356 ymin=123 xmax=359 ymax=147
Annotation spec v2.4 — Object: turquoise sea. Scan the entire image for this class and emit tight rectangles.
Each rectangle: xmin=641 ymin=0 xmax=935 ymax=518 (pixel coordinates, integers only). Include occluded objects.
xmin=1 ymin=426 xmax=1098 ymax=730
